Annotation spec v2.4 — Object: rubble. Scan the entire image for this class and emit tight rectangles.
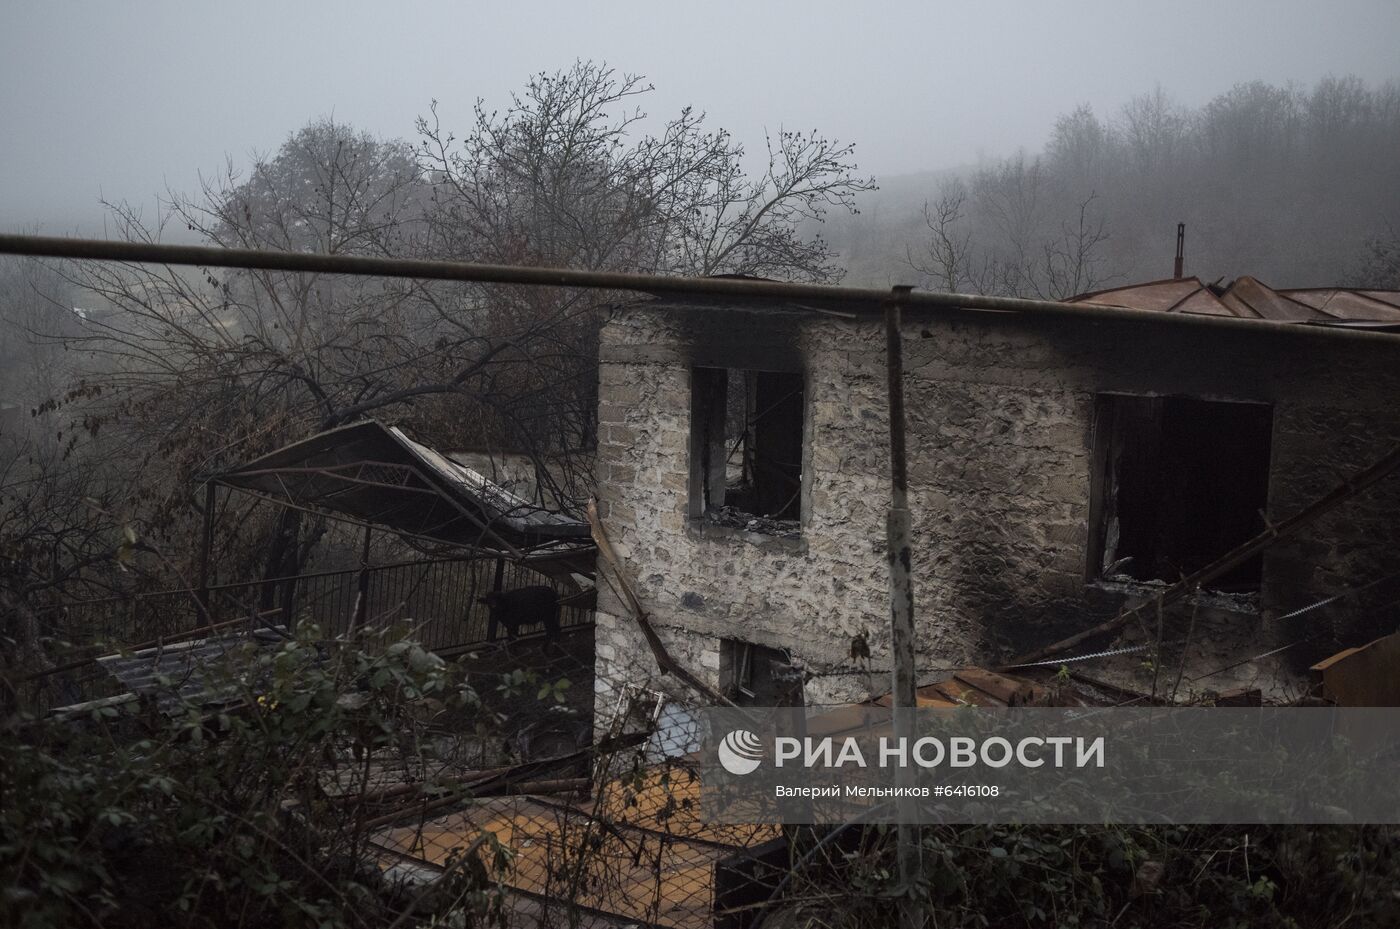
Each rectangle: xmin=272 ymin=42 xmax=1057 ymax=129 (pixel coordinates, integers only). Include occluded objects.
xmin=703 ymin=505 xmax=801 ymax=539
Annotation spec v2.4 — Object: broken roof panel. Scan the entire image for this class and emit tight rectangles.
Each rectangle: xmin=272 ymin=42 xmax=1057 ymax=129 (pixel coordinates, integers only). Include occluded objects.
xmin=216 ymin=420 xmax=590 ymax=553
xmin=1069 ymin=277 xmax=1233 ymax=315
xmin=1070 ymin=276 xmax=1400 ymax=325
xmin=1075 ymin=278 xmax=1217 ymax=313
xmin=1219 ymin=276 xmax=1328 ymax=322
xmin=1170 ymin=286 xmax=1237 ymax=316
xmin=1283 ymin=288 xmax=1400 ymax=320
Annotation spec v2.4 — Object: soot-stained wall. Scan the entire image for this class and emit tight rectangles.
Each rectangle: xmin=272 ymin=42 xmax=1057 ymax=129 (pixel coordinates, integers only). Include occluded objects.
xmin=592 ymin=300 xmax=1400 ymax=722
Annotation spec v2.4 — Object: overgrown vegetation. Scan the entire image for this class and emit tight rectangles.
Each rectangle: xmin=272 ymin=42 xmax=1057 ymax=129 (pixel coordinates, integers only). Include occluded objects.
xmin=1 ymin=626 xmax=511 ymax=929
xmin=770 ymin=822 xmax=1400 ymax=928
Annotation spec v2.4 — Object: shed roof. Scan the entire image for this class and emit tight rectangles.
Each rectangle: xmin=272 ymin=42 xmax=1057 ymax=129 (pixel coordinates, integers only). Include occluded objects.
xmin=216 ymin=420 xmax=591 ymax=555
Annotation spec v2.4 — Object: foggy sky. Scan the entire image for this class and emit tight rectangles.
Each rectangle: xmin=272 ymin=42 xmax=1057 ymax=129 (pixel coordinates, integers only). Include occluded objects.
xmin=3 ymin=0 xmax=1399 ymax=237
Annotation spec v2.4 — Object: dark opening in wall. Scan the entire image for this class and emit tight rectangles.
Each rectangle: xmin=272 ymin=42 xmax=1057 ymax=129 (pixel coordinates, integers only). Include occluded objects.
xmin=691 ymin=367 xmax=804 ymax=534
xmin=1091 ymin=394 xmax=1273 ymax=591
xmin=720 ymin=638 xmax=805 ymax=706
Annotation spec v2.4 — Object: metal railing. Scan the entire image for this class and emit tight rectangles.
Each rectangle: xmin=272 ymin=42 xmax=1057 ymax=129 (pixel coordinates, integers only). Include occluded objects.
xmin=36 ymin=555 xmax=594 ymax=656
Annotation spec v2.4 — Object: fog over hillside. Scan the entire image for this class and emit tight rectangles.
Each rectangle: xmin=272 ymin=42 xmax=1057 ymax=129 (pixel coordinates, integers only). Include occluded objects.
xmin=822 ymin=77 xmax=1400 ymax=292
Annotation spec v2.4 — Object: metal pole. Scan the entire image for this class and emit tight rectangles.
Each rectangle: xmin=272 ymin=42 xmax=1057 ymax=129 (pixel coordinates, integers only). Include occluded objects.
xmin=885 ymin=286 xmax=918 ymax=708
xmin=884 ymin=286 xmax=922 ymax=929
xmin=487 ymin=556 xmax=506 ymax=642
xmin=196 ymin=481 xmax=216 ymax=623
xmin=351 ymin=524 xmax=372 ymax=633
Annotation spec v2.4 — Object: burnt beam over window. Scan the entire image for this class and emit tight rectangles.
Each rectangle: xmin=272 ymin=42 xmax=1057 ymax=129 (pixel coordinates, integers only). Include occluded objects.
xmin=1090 ymin=394 xmax=1273 ymax=591
xmin=691 ymin=366 xmax=805 ymax=533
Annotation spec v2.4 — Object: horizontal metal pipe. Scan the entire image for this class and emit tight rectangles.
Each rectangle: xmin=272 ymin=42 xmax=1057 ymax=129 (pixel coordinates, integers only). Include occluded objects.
xmin=2 ymin=233 xmax=1396 ymax=343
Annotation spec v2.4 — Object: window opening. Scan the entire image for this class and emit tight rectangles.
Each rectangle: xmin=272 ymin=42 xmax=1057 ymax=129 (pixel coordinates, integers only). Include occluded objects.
xmin=692 ymin=367 xmax=804 ymax=535
xmin=720 ymin=638 xmax=804 ymax=706
xmin=1092 ymin=394 xmax=1272 ymax=591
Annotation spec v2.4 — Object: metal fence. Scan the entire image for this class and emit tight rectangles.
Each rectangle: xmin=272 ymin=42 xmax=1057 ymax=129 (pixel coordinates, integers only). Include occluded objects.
xmin=35 ymin=555 xmax=594 ymax=658
xmin=369 ymin=683 xmax=783 ymax=929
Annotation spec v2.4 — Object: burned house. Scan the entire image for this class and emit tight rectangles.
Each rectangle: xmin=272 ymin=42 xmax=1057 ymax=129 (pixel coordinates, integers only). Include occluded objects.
xmin=591 ymin=277 xmax=1400 ymax=713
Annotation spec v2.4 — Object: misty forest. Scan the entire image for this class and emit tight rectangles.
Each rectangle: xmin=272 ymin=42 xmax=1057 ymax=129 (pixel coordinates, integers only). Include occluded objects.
xmin=5 ymin=61 xmax=1400 ymax=929
xmin=6 ymin=70 xmax=1398 ymax=605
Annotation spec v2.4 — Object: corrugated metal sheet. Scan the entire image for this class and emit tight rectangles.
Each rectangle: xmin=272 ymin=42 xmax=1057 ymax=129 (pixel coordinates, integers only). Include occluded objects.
xmin=95 ymin=626 xmax=286 ymax=714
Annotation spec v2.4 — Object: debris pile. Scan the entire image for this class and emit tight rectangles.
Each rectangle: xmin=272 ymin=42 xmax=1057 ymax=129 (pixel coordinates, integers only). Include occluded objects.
xmin=704 ymin=505 xmax=801 ymax=539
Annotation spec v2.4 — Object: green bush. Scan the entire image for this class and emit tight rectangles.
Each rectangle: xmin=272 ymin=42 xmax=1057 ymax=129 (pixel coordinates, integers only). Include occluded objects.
xmin=1 ymin=627 xmax=508 ymax=929
xmin=779 ymin=822 xmax=1400 ymax=928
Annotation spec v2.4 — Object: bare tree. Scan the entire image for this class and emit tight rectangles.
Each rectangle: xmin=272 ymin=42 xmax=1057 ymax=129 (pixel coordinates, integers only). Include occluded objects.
xmin=31 ymin=64 xmax=873 ymax=607
xmin=411 ymin=60 xmax=874 ymax=503
xmin=908 ymin=166 xmax=1113 ymax=299
xmin=905 ymin=181 xmax=996 ymax=294
xmin=1119 ymin=87 xmax=1186 ymax=178
xmin=1046 ymin=104 xmax=1113 ymax=190
xmin=0 ymin=255 xmax=86 ymax=440
xmin=853 ymin=75 xmax=1400 ymax=291
xmin=417 ymin=61 xmax=874 ymax=282
xmin=1040 ymin=193 xmax=1113 ymax=299
xmin=0 ymin=257 xmax=129 ymax=617
xmin=1351 ymin=223 xmax=1400 ymax=289
xmin=53 ymin=118 xmax=595 ymax=592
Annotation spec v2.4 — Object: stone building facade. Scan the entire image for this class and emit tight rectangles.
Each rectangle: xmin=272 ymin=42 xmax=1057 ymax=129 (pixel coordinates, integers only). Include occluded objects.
xmin=591 ymin=296 xmax=1400 ymax=718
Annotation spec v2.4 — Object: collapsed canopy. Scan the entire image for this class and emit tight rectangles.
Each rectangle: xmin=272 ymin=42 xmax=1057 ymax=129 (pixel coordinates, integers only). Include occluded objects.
xmin=215 ymin=420 xmax=590 ymax=555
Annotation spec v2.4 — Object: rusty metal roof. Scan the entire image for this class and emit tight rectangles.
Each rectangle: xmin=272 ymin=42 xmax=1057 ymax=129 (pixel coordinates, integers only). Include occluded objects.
xmin=1069 ymin=276 xmax=1400 ymax=328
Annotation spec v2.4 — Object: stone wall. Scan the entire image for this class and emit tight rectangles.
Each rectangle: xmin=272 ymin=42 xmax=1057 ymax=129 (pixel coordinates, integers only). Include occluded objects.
xmin=592 ymin=301 xmax=1400 ymax=724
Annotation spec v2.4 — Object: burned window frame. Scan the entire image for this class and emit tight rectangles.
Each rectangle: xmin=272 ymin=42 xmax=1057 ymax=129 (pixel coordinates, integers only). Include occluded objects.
xmin=1087 ymin=392 xmax=1275 ymax=592
xmin=689 ymin=365 xmax=807 ymax=535
xmin=719 ymin=638 xmax=805 ymax=706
